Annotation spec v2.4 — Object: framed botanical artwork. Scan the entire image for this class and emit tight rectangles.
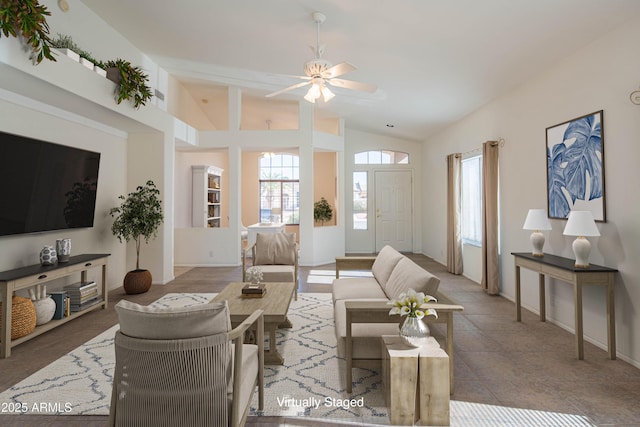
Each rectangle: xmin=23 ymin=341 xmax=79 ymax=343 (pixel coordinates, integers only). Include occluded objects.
xmin=546 ymin=110 xmax=606 ymax=221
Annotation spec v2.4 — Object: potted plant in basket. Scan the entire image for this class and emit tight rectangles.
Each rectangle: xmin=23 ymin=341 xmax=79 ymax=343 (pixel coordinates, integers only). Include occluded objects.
xmin=105 ymin=58 xmax=153 ymax=109
xmin=109 ymin=180 xmax=163 ymax=294
xmin=314 ymin=197 xmax=333 ymax=225
xmin=0 ymin=0 xmax=56 ymax=64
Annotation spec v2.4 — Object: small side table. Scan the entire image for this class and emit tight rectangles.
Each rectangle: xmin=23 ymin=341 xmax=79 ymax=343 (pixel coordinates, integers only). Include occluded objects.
xmin=381 ymin=335 xmax=450 ymax=426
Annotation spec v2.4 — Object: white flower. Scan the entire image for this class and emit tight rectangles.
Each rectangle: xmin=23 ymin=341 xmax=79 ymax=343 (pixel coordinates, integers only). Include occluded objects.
xmin=388 ymin=288 xmax=438 ymax=319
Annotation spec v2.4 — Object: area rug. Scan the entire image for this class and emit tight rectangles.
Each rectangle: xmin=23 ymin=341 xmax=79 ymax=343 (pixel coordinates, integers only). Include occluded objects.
xmin=0 ymin=293 xmax=596 ymax=426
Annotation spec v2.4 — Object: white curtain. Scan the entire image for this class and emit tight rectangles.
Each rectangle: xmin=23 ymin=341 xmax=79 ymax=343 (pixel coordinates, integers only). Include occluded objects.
xmin=446 ymin=153 xmax=463 ymax=275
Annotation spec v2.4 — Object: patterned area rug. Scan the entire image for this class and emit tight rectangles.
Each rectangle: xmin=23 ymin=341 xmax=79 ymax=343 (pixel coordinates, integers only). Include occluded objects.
xmin=0 ymin=293 xmax=595 ymax=426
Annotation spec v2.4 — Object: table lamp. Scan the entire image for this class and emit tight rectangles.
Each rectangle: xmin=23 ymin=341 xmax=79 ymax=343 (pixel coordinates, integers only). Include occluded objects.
xmin=522 ymin=209 xmax=552 ymax=256
xmin=563 ymin=210 xmax=600 ymax=268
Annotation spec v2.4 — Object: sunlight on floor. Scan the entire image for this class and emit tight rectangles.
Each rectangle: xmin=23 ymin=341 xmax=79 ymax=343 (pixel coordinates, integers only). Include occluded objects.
xmin=307 ymin=269 xmax=373 ymax=284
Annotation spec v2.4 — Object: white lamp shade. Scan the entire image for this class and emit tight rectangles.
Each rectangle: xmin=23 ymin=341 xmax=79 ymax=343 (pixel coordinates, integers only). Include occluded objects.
xmin=321 ymin=85 xmax=335 ymax=102
xmin=523 ymin=209 xmax=552 ymax=231
xmin=304 ymin=83 xmax=321 ymax=103
xmin=563 ymin=211 xmax=600 ymax=237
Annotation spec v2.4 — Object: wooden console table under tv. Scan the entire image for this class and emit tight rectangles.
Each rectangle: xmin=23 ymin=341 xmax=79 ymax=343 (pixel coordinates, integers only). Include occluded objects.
xmin=0 ymin=253 xmax=110 ymax=358
xmin=512 ymin=252 xmax=617 ymax=360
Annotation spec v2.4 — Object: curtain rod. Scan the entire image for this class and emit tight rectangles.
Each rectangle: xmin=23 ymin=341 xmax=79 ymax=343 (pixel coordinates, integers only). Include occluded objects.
xmin=451 ymin=138 xmax=505 ymax=159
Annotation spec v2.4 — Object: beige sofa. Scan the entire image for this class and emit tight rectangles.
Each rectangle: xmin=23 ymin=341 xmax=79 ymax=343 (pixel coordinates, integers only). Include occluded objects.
xmin=332 ymin=245 xmax=463 ymax=393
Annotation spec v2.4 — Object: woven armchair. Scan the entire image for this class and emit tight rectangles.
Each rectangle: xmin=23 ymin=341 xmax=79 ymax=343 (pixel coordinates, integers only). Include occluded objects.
xmin=242 ymin=232 xmax=299 ymax=300
xmin=109 ymin=300 xmax=264 ymax=427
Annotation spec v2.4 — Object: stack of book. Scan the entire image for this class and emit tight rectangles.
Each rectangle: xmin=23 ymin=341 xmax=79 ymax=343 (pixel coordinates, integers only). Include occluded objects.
xmin=64 ymin=281 xmax=100 ymax=312
xmin=49 ymin=291 xmax=69 ymax=319
xmin=242 ymin=283 xmax=266 ymax=298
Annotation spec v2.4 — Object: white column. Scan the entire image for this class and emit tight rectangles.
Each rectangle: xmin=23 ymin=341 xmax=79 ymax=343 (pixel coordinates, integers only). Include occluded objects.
xmin=298 ymin=101 xmax=314 ymax=265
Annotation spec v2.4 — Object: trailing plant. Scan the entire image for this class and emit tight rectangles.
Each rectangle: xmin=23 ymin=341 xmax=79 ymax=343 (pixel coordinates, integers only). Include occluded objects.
xmin=0 ymin=0 xmax=56 ymax=64
xmin=109 ymin=180 xmax=164 ymax=270
xmin=314 ymin=197 xmax=333 ymax=225
xmin=105 ymin=58 xmax=153 ymax=109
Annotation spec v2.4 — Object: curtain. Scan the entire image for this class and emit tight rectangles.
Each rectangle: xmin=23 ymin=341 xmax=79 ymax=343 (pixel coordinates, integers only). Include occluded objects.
xmin=446 ymin=153 xmax=463 ymax=274
xmin=481 ymin=141 xmax=500 ymax=295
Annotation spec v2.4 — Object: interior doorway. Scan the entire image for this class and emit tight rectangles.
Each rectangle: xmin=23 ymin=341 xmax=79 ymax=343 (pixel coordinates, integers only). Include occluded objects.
xmin=374 ymin=170 xmax=413 ymax=252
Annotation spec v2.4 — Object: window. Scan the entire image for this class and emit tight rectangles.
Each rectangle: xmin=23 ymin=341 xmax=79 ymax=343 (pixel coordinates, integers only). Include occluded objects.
xmin=462 ymin=155 xmax=482 ymax=245
xmin=354 ymin=150 xmax=409 ymax=164
xmin=353 ymin=171 xmax=367 ymax=230
xmin=259 ymin=154 xmax=299 ymax=225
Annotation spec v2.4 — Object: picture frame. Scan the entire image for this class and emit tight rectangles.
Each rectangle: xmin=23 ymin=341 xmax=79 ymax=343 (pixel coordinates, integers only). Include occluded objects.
xmin=546 ymin=110 xmax=605 ymax=221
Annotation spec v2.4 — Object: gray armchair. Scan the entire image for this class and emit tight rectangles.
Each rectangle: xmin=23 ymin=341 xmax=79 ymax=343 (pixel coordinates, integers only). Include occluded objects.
xmin=242 ymin=232 xmax=298 ymax=300
xmin=109 ymin=300 xmax=264 ymax=427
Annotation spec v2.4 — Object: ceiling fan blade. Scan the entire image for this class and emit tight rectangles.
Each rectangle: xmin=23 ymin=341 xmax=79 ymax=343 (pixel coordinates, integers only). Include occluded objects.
xmin=265 ymin=80 xmax=312 ymax=98
xmin=327 ymin=78 xmax=377 ymax=93
xmin=322 ymin=62 xmax=356 ymax=79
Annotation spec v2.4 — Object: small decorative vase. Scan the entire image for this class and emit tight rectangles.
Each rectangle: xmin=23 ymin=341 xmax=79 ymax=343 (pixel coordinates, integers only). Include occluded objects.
xmin=56 ymin=238 xmax=72 ymax=263
xmin=246 ymin=267 xmax=263 ymax=285
xmin=40 ymin=246 xmax=58 ymax=266
xmin=399 ymin=315 xmax=430 ymax=347
xmin=33 ymin=297 xmax=56 ymax=326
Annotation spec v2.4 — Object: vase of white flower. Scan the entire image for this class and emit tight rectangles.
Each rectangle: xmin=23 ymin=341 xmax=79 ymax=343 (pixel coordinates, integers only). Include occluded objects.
xmin=389 ymin=288 xmax=438 ymax=347
xmin=400 ymin=315 xmax=430 ymax=347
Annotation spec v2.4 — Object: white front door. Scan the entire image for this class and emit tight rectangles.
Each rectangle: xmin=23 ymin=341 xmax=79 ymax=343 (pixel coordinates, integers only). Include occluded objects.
xmin=375 ymin=170 xmax=413 ymax=252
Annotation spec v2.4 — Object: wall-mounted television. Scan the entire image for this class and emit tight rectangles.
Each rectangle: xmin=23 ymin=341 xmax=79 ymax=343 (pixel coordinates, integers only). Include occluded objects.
xmin=0 ymin=130 xmax=101 ymax=237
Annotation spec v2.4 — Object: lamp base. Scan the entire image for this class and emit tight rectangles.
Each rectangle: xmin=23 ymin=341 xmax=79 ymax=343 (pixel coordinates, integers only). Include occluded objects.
xmin=530 ymin=231 xmax=545 ymax=257
xmin=572 ymin=236 xmax=591 ymax=268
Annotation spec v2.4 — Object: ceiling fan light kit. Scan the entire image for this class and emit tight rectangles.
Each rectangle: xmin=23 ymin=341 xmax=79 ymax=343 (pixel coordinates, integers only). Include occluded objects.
xmin=265 ymin=11 xmax=376 ymax=103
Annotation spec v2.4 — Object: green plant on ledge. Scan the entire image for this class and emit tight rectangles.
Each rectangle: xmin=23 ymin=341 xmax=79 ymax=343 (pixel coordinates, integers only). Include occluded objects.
xmin=105 ymin=59 xmax=153 ymax=109
xmin=51 ymin=33 xmax=79 ymax=53
xmin=314 ymin=197 xmax=333 ymax=225
xmin=0 ymin=0 xmax=56 ymax=64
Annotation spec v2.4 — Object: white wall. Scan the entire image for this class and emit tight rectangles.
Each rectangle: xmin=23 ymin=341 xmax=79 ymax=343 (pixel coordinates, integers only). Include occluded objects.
xmin=344 ymin=129 xmax=423 ymax=254
xmin=0 ymin=0 xmax=211 ymax=288
xmin=422 ymin=18 xmax=640 ymax=367
xmin=0 ymin=95 xmax=127 ymax=292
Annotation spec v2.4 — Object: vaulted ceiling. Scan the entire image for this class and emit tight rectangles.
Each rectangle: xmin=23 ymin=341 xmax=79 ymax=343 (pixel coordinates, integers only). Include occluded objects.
xmin=80 ymin=0 xmax=640 ymax=141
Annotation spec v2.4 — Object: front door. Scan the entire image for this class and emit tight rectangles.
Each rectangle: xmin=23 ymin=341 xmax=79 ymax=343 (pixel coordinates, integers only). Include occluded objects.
xmin=374 ymin=170 xmax=413 ymax=252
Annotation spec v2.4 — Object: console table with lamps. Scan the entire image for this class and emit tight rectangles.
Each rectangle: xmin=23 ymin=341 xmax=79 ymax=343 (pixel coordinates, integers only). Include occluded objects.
xmin=511 ymin=252 xmax=617 ymax=360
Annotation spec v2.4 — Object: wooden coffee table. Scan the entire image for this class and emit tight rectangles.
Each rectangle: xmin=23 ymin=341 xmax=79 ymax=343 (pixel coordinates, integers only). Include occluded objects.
xmin=211 ymin=282 xmax=295 ymax=365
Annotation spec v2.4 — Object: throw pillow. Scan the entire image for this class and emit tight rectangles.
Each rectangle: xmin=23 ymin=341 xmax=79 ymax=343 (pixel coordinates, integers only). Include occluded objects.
xmin=254 ymin=232 xmax=296 ymax=265
xmin=371 ymin=245 xmax=404 ymax=288
xmin=383 ymin=257 xmax=441 ymax=300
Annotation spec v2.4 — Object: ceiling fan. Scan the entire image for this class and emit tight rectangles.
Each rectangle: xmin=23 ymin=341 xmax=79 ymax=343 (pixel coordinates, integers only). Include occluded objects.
xmin=265 ymin=12 xmax=377 ymax=103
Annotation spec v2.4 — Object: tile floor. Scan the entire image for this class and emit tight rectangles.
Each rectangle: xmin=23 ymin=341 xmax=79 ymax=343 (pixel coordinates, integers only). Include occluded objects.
xmin=1 ymin=254 xmax=639 ymax=426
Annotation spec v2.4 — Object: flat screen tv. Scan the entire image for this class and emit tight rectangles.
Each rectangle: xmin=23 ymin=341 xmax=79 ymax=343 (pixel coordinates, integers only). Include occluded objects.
xmin=0 ymin=130 xmax=101 ymax=237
